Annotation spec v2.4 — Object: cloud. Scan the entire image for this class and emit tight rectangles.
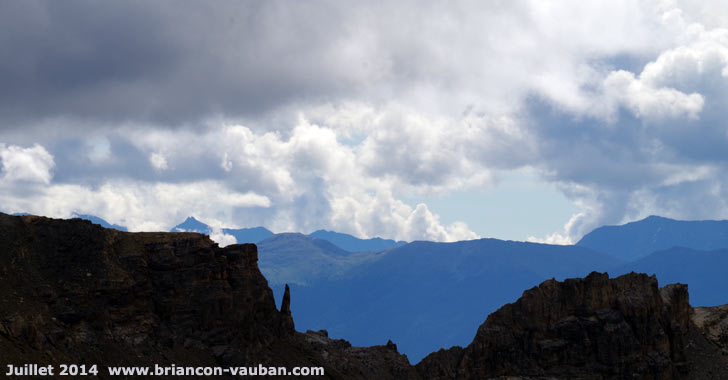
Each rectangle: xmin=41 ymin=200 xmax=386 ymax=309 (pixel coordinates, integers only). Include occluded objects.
xmin=602 ymin=70 xmax=704 ymax=121
xmin=149 ymin=152 xmax=168 ymax=171
xmin=4 ymin=1 xmax=728 ymax=243
xmin=329 ymin=190 xmax=478 ymax=242
xmin=213 ymin=121 xmax=482 ymax=241
xmin=527 ymin=233 xmax=573 ymax=246
xmin=0 ymin=0 xmax=687 ymax=132
xmin=0 ymin=170 xmax=271 ymax=232
xmin=0 ymin=143 xmax=55 ymax=184
xmin=210 ymin=227 xmax=237 ymax=248
xmin=506 ymin=4 xmax=728 ymax=243
xmin=0 ymin=124 xmax=480 ymax=242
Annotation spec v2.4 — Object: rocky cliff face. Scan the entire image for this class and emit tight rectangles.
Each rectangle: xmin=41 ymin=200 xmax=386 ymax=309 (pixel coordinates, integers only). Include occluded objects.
xmin=417 ymin=272 xmax=720 ymax=380
xmin=693 ymin=305 xmax=728 ymax=354
xmin=0 ymin=213 xmax=292 ymax=368
xmin=1 ymin=213 xmax=726 ymax=379
xmin=0 ymin=213 xmax=413 ymax=379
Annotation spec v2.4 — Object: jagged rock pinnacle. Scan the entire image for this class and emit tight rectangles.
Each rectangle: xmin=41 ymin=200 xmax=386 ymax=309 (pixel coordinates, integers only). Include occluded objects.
xmin=281 ymin=284 xmax=291 ymax=315
xmin=280 ymin=283 xmax=295 ymax=333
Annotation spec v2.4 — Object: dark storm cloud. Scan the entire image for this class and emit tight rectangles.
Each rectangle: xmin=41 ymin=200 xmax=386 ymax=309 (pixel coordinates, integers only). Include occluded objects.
xmin=47 ymin=135 xmax=229 ymax=186
xmin=4 ymin=0 xmax=728 ymax=243
xmin=0 ymin=0 xmax=367 ymax=127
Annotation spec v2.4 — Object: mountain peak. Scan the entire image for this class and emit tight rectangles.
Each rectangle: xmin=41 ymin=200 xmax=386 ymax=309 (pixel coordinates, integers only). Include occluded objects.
xmin=577 ymin=215 xmax=728 ymax=261
xmin=644 ymin=214 xmax=667 ymax=220
xmin=640 ymin=215 xmax=674 ymax=223
xmin=170 ymin=216 xmax=211 ymax=233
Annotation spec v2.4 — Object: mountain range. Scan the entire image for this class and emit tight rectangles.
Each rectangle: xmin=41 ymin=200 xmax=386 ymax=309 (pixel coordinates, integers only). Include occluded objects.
xmin=267 ymin=215 xmax=728 ymax=362
xmin=27 ymin=212 xmax=728 ymax=362
xmin=613 ymin=246 xmax=728 ymax=306
xmin=308 ymin=229 xmax=406 ymax=252
xmin=577 ymin=214 xmax=728 ymax=260
xmin=289 ymin=239 xmax=622 ymax=362
xmin=170 ymin=216 xmax=275 ymax=244
xmin=1 ymin=213 xmax=726 ymax=379
xmin=169 ymin=216 xmax=404 ymax=251
xmin=256 ymin=233 xmax=381 ymax=286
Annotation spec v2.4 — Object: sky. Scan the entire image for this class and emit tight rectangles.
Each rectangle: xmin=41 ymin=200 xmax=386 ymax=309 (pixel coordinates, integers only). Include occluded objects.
xmin=2 ymin=0 xmax=728 ymax=244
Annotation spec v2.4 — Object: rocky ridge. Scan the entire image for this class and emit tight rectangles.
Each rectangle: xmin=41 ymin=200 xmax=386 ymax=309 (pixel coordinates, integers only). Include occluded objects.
xmin=692 ymin=304 xmax=728 ymax=356
xmin=0 ymin=213 xmax=412 ymax=379
xmin=418 ymin=272 xmax=696 ymax=379
xmin=0 ymin=213 xmax=727 ymax=379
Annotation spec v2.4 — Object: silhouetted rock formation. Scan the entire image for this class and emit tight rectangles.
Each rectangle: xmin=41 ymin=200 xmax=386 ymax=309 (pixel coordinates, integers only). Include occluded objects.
xmin=292 ymin=330 xmax=422 ymax=380
xmin=0 ymin=213 xmax=413 ymax=379
xmin=280 ymin=284 xmax=295 ymax=333
xmin=0 ymin=213 xmax=292 ymax=369
xmin=418 ymin=272 xmax=726 ymax=380
xmin=1 ymin=213 xmax=727 ymax=379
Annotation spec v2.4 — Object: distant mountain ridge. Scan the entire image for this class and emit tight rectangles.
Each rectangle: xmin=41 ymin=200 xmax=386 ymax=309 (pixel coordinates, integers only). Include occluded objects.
xmin=169 ymin=216 xmax=405 ymax=251
xmin=169 ymin=216 xmax=275 ymax=243
xmin=612 ymin=246 xmax=728 ymax=306
xmin=577 ymin=215 xmax=728 ymax=261
xmin=257 ymin=233 xmax=380 ymax=286
xmin=4 ymin=213 xmax=726 ymax=379
xmin=223 ymin=226 xmax=274 ymax=244
xmin=5 ymin=212 xmax=728 ymax=365
xmin=71 ymin=213 xmax=128 ymax=232
xmin=309 ymin=229 xmax=406 ymax=252
xmin=290 ymin=238 xmax=623 ymax=362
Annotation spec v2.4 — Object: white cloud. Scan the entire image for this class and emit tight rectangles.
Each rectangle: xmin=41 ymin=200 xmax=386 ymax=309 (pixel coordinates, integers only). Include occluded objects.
xmin=329 ymin=190 xmax=478 ymax=242
xmin=405 ymin=204 xmax=479 ymax=242
xmin=527 ymin=233 xmax=573 ymax=246
xmin=0 ymin=179 xmax=270 ymax=232
xmin=0 ymin=143 xmax=55 ymax=184
xmin=0 ymin=120 xmax=480 ymax=242
xmin=149 ymin=152 xmax=168 ymax=171
xmin=209 ymin=227 xmax=237 ymax=247
xmin=603 ymin=70 xmax=704 ymax=121
xmin=212 ymin=120 xmax=482 ymax=241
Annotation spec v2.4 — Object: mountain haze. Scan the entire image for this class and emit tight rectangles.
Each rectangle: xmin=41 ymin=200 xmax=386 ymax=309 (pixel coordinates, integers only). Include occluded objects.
xmin=169 ymin=216 xmax=274 ymax=243
xmin=223 ymin=226 xmax=274 ymax=244
xmin=577 ymin=215 xmax=728 ymax=261
xmin=72 ymin=213 xmax=128 ymax=232
xmin=289 ymin=238 xmax=623 ymax=362
xmin=612 ymin=246 xmax=728 ymax=306
xmin=308 ymin=229 xmax=406 ymax=252
xmin=257 ymin=233 xmax=380 ymax=287
xmin=168 ymin=216 xmax=399 ymax=250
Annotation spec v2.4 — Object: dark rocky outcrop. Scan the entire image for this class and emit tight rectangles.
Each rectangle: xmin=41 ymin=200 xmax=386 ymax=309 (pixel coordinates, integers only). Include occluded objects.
xmin=0 ymin=213 xmax=413 ymax=379
xmin=687 ymin=304 xmax=728 ymax=379
xmin=693 ymin=304 xmax=728 ymax=353
xmin=417 ymin=272 xmax=725 ymax=380
xmin=1 ymin=213 xmax=727 ymax=379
